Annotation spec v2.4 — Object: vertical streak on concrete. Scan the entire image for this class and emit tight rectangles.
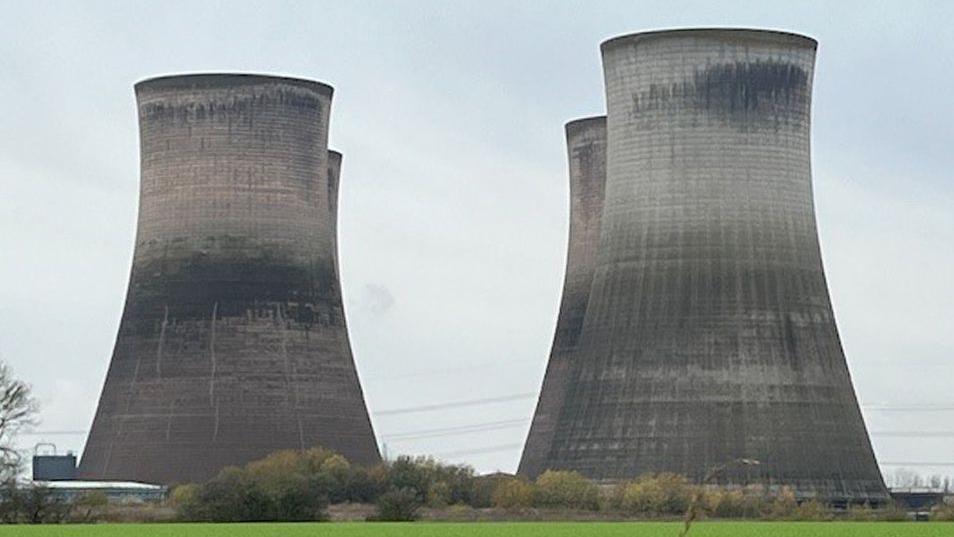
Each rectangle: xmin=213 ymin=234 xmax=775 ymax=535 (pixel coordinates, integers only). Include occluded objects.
xmin=156 ymin=306 xmax=168 ymax=378
xmin=212 ymin=399 xmax=220 ymax=443
xmin=327 ymin=151 xmax=343 ymax=282
xmin=165 ymin=399 xmax=175 ymax=442
xmin=278 ymin=304 xmax=292 ymax=406
xmin=209 ymin=301 xmax=218 ymax=407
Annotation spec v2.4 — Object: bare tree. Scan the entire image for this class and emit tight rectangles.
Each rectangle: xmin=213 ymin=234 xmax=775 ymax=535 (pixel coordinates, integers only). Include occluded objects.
xmin=890 ymin=468 xmax=919 ymax=488
xmin=0 ymin=362 xmax=37 ymax=480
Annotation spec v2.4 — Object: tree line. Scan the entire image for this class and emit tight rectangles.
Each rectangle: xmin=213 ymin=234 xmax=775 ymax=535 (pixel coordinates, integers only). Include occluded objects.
xmin=171 ymin=447 xmax=945 ymax=522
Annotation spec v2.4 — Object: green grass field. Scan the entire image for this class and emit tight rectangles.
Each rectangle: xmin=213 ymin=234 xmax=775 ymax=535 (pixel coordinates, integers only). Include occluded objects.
xmin=0 ymin=522 xmax=951 ymax=537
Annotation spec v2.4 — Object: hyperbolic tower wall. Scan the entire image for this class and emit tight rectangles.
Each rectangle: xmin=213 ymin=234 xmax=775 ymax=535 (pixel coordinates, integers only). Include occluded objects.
xmin=520 ymin=29 xmax=887 ymax=503
xmin=80 ymin=74 xmax=380 ymax=484
xmin=519 ymin=116 xmax=607 ymax=479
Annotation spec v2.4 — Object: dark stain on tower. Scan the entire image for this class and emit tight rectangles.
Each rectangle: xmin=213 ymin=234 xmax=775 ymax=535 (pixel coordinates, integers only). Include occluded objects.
xmin=79 ymin=74 xmax=380 ymax=484
xmin=519 ymin=29 xmax=888 ymax=505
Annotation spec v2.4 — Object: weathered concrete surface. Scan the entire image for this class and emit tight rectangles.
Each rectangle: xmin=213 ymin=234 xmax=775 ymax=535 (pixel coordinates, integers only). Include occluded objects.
xmin=328 ymin=150 xmax=343 ymax=279
xmin=520 ymin=29 xmax=888 ymax=504
xmin=79 ymin=74 xmax=380 ymax=484
xmin=519 ymin=116 xmax=607 ymax=479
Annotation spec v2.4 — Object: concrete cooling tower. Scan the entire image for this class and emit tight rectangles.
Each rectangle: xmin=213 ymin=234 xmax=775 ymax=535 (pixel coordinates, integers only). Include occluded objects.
xmin=80 ymin=74 xmax=380 ymax=484
xmin=520 ymin=29 xmax=888 ymax=504
xmin=519 ymin=116 xmax=607 ymax=479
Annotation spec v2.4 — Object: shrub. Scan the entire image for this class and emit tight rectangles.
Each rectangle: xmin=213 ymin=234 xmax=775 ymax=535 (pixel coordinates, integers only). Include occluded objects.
xmin=320 ymin=454 xmax=352 ymax=503
xmin=430 ymin=462 xmax=478 ymax=506
xmin=877 ymin=504 xmax=910 ymax=522
xmin=385 ymin=457 xmax=431 ymax=502
xmin=342 ymin=465 xmax=383 ymax=503
xmin=0 ymin=482 xmax=71 ymax=524
xmin=70 ymin=490 xmax=108 ymax=522
xmin=169 ymin=484 xmax=200 ymax=508
xmin=272 ymin=475 xmax=329 ymax=521
xmin=379 ymin=455 xmax=479 ymax=507
xmin=300 ymin=446 xmax=339 ymax=472
xmin=794 ymin=499 xmax=832 ymax=521
xmin=619 ymin=473 xmax=693 ymax=516
xmin=764 ymin=487 xmax=799 ymax=520
xmin=932 ymin=503 xmax=954 ymax=521
xmin=427 ymin=480 xmax=451 ymax=507
xmin=703 ymin=488 xmax=764 ymax=519
xmin=372 ymin=487 xmax=421 ymax=521
xmin=0 ymin=481 xmax=21 ymax=523
xmin=176 ymin=462 xmax=329 ymax=522
xmin=533 ymin=470 xmax=600 ymax=510
xmin=846 ymin=502 xmax=906 ymax=522
xmin=491 ymin=478 xmax=535 ymax=509
xmin=470 ymin=474 xmax=506 ymax=508
xmin=173 ymin=445 xmax=501 ymax=520
xmin=178 ymin=467 xmax=250 ymax=521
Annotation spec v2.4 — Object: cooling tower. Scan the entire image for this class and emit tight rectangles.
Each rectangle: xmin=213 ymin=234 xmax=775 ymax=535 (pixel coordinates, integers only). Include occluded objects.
xmin=80 ymin=74 xmax=380 ymax=484
xmin=520 ymin=29 xmax=887 ymax=504
xmin=519 ymin=116 xmax=606 ymax=479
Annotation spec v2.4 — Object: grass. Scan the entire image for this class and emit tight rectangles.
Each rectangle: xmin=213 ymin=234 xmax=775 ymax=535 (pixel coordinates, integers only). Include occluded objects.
xmin=0 ymin=522 xmax=952 ymax=537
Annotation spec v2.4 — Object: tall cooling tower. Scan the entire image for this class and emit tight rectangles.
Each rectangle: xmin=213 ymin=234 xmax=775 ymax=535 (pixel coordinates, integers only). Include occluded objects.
xmin=80 ymin=74 xmax=380 ymax=484
xmin=520 ymin=29 xmax=887 ymax=504
xmin=519 ymin=116 xmax=606 ymax=479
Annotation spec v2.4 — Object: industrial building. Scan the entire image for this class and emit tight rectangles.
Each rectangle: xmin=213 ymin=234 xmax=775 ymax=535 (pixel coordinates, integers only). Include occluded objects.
xmin=80 ymin=74 xmax=380 ymax=484
xmin=520 ymin=29 xmax=888 ymax=504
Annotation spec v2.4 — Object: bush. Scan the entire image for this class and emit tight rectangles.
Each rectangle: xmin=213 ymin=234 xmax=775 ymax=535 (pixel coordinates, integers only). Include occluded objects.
xmin=932 ymin=503 xmax=954 ymax=521
xmin=764 ymin=487 xmax=799 ymax=520
xmin=533 ymin=470 xmax=599 ymax=510
xmin=470 ymin=474 xmax=507 ymax=508
xmin=845 ymin=502 xmax=907 ymax=522
xmin=173 ymin=446 xmax=495 ymax=521
xmin=70 ymin=491 xmax=108 ymax=522
xmin=342 ymin=465 xmax=383 ymax=503
xmin=0 ymin=482 xmax=70 ymax=524
xmin=702 ymin=488 xmax=765 ymax=519
xmin=385 ymin=457 xmax=431 ymax=502
xmin=379 ymin=455 xmax=479 ymax=507
xmin=176 ymin=463 xmax=329 ymax=522
xmin=426 ymin=480 xmax=451 ymax=507
xmin=430 ymin=462 xmax=478 ymax=506
xmin=169 ymin=484 xmax=200 ymax=508
xmin=619 ymin=473 xmax=693 ymax=516
xmin=491 ymin=478 xmax=535 ymax=509
xmin=794 ymin=499 xmax=832 ymax=521
xmin=372 ymin=487 xmax=421 ymax=521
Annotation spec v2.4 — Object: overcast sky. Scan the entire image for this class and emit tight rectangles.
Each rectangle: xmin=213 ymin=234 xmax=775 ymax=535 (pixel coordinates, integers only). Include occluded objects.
xmin=1 ymin=0 xmax=952 ymax=480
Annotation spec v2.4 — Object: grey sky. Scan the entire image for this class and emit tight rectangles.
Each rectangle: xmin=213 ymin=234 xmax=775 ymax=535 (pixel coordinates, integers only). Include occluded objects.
xmin=1 ymin=0 xmax=952 ymax=479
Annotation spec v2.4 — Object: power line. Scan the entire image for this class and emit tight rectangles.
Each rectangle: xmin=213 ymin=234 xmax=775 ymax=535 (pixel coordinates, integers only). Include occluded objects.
xmin=871 ymin=431 xmax=954 ymax=438
xmin=863 ymin=405 xmax=954 ymax=412
xmin=364 ymin=359 xmax=539 ymax=383
xmin=431 ymin=443 xmax=524 ymax=458
xmin=880 ymin=462 xmax=954 ymax=467
xmin=19 ymin=431 xmax=86 ymax=436
xmin=373 ymin=393 xmax=536 ymax=416
xmin=20 ymin=400 xmax=954 ymax=444
xmin=382 ymin=418 xmax=529 ymax=441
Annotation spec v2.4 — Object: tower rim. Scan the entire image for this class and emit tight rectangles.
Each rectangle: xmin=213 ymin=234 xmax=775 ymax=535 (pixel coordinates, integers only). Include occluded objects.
xmin=565 ymin=115 xmax=606 ymax=133
xmin=600 ymin=28 xmax=817 ymax=52
xmin=134 ymin=73 xmax=334 ymax=97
